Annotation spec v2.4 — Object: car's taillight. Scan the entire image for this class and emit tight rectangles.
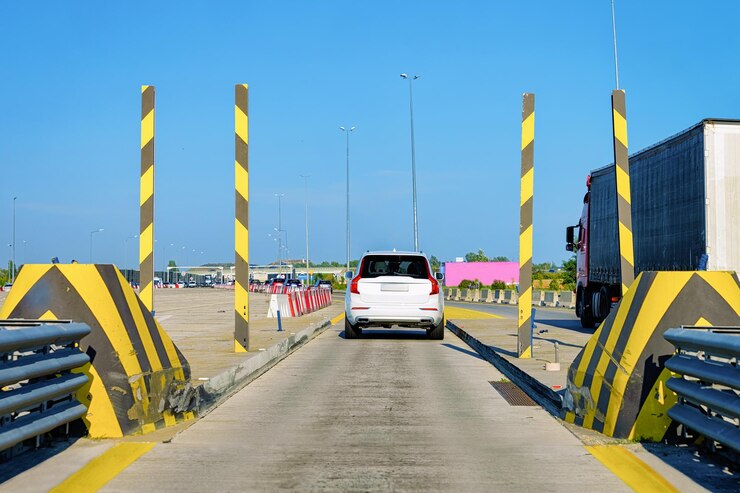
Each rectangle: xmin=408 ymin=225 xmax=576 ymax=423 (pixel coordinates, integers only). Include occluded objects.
xmin=350 ymin=275 xmax=361 ymax=294
xmin=428 ymin=274 xmax=439 ymax=295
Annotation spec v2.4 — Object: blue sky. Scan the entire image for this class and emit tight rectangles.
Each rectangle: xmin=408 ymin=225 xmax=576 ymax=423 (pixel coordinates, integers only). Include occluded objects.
xmin=2 ymin=1 xmax=739 ymax=270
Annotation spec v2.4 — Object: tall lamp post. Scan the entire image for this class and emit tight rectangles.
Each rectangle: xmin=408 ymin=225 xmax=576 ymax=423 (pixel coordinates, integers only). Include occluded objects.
xmin=89 ymin=228 xmax=104 ymax=263
xmin=274 ymin=193 xmax=285 ymax=277
xmin=299 ymin=174 xmax=310 ymax=283
xmin=400 ymin=73 xmax=420 ymax=252
xmin=339 ymin=126 xmax=356 ymax=272
xmin=124 ymin=234 xmax=138 ymax=282
xmin=12 ymin=197 xmax=17 ymax=282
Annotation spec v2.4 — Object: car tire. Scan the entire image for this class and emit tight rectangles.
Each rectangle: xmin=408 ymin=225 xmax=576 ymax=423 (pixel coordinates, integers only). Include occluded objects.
xmin=427 ymin=318 xmax=445 ymax=340
xmin=344 ymin=318 xmax=360 ymax=339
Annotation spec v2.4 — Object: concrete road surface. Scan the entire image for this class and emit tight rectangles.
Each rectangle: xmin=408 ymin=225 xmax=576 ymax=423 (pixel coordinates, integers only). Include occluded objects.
xmin=102 ymin=323 xmax=627 ymax=492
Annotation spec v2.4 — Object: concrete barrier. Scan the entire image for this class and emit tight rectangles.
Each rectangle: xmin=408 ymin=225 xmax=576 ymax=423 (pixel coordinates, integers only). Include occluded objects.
xmin=452 ymin=288 xmax=461 ymax=301
xmin=0 ymin=264 xmax=193 ymax=438
xmin=493 ymin=289 xmax=504 ymax=303
xmin=471 ymin=289 xmax=481 ymax=302
xmin=503 ymin=290 xmax=517 ymax=304
xmin=557 ymin=290 xmax=575 ymax=308
xmin=479 ymin=289 xmax=493 ymax=303
xmin=532 ymin=289 xmax=544 ymax=306
xmin=443 ymin=287 xmax=452 ymax=300
xmin=564 ymin=271 xmax=740 ymax=441
xmin=542 ymin=290 xmax=558 ymax=307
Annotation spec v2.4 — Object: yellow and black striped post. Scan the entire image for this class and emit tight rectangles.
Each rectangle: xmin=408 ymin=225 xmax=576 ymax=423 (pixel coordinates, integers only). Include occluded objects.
xmin=611 ymin=90 xmax=634 ymax=295
xmin=517 ymin=93 xmax=534 ymax=359
xmin=234 ymin=84 xmax=250 ymax=352
xmin=139 ymin=85 xmax=155 ymax=313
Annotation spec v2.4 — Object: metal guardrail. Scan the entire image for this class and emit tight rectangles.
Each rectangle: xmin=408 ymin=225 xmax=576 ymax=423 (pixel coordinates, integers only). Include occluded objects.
xmin=0 ymin=320 xmax=91 ymax=456
xmin=664 ymin=326 xmax=740 ymax=456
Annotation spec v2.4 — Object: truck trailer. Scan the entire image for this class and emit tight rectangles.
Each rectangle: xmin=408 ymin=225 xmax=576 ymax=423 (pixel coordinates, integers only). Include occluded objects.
xmin=566 ymin=119 xmax=740 ymax=328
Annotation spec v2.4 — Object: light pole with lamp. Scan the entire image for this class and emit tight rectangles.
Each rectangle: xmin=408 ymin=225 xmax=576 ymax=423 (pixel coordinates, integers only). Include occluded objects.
xmin=163 ymin=243 xmax=174 ymax=283
xmin=12 ymin=197 xmax=16 ymax=282
xmin=299 ymin=174 xmax=310 ymax=284
xmin=400 ymin=73 xmax=420 ymax=252
xmin=89 ymin=228 xmax=104 ymax=263
xmin=339 ymin=126 xmax=356 ymax=272
xmin=274 ymin=193 xmax=284 ymax=278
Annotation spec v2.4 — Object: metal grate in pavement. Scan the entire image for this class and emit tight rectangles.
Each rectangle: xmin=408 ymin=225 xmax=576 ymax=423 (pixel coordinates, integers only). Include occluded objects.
xmin=489 ymin=381 xmax=537 ymax=406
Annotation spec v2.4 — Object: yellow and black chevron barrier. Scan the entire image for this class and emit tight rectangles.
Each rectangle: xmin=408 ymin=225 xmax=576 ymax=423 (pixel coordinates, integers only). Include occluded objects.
xmin=611 ymin=90 xmax=634 ymax=295
xmin=565 ymin=271 xmax=740 ymax=441
xmin=517 ymin=93 xmax=535 ymax=358
xmin=234 ymin=83 xmax=250 ymax=352
xmin=140 ymin=85 xmax=155 ymax=313
xmin=0 ymin=264 xmax=194 ymax=438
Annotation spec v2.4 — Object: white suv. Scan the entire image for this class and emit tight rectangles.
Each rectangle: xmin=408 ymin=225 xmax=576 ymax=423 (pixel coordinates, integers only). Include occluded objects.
xmin=344 ymin=251 xmax=445 ymax=339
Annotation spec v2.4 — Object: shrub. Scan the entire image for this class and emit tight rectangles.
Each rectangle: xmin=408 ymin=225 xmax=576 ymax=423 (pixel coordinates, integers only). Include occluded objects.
xmin=549 ymin=278 xmax=562 ymax=291
xmin=458 ymin=279 xmax=481 ymax=289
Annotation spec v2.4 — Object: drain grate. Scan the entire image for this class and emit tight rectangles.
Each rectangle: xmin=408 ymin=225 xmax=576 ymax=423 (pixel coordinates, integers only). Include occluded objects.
xmin=489 ymin=381 xmax=537 ymax=406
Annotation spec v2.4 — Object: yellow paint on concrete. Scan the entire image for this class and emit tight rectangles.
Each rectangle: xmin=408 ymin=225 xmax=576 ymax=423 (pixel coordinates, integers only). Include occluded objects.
xmin=331 ymin=313 xmax=345 ymax=325
xmin=613 ymin=108 xmax=628 ymax=148
xmin=586 ymin=445 xmax=678 ymax=493
xmin=521 ymin=111 xmax=535 ymax=150
xmin=234 ymin=339 xmax=248 ymax=353
xmin=73 ymin=363 xmax=124 ymax=438
xmin=444 ymin=306 xmax=503 ymax=320
xmin=50 ymin=442 xmax=155 ymax=493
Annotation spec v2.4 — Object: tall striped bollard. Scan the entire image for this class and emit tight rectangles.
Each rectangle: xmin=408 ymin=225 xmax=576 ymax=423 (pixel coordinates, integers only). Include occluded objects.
xmin=139 ymin=85 xmax=155 ymax=313
xmin=234 ymin=84 xmax=250 ymax=352
xmin=517 ymin=93 xmax=535 ymax=359
xmin=611 ymin=90 xmax=634 ymax=295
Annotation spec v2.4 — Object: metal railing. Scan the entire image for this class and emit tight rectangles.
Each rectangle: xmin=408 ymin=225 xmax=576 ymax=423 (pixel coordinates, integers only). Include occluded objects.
xmin=664 ymin=326 xmax=740 ymax=456
xmin=0 ymin=320 xmax=91 ymax=456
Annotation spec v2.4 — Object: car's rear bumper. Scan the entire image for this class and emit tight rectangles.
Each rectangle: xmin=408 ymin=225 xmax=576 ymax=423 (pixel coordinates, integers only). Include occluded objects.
xmin=346 ymin=306 xmax=443 ymax=327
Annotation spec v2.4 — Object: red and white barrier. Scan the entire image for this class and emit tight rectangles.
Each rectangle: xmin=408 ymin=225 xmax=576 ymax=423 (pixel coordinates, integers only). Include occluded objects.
xmin=267 ymin=287 xmax=332 ymax=318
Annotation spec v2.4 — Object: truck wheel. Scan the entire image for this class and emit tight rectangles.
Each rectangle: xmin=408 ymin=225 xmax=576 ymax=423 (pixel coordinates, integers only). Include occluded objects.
xmin=598 ymin=286 xmax=611 ymax=320
xmin=579 ymin=291 xmax=595 ymax=329
xmin=344 ymin=318 xmax=360 ymax=339
xmin=427 ymin=318 xmax=445 ymax=340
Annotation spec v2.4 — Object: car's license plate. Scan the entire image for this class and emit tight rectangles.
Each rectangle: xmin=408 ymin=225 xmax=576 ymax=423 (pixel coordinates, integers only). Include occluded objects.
xmin=381 ymin=284 xmax=408 ymax=292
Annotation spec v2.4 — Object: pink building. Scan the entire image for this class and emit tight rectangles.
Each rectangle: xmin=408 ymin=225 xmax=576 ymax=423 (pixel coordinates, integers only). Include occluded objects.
xmin=443 ymin=262 xmax=519 ymax=287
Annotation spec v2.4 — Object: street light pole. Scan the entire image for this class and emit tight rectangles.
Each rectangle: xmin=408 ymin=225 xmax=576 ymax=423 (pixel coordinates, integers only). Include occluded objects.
xmin=299 ymin=174 xmax=310 ymax=284
xmin=124 ymin=234 xmax=138 ymax=282
xmin=339 ymin=126 xmax=356 ymax=271
xmin=89 ymin=228 xmax=104 ymax=263
xmin=274 ymin=193 xmax=284 ymax=277
xmin=12 ymin=197 xmax=16 ymax=283
xmin=400 ymin=73 xmax=420 ymax=252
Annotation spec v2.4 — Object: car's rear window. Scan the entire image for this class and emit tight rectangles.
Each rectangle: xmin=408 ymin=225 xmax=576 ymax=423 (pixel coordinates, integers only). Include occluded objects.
xmin=360 ymin=255 xmax=429 ymax=279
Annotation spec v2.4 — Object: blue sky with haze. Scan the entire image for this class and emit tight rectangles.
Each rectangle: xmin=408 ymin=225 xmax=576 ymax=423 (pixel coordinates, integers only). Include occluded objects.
xmin=2 ymin=1 xmax=739 ymax=270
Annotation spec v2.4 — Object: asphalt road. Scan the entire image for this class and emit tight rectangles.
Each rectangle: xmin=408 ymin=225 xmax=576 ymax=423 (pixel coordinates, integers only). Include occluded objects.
xmin=102 ymin=323 xmax=627 ymax=492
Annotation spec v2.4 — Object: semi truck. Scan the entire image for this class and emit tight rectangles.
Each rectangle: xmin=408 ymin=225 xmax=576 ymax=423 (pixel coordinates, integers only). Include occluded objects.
xmin=566 ymin=119 xmax=740 ymax=328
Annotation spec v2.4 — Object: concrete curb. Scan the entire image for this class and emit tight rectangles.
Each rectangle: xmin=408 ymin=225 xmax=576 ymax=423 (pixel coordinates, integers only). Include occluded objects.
xmin=446 ymin=320 xmax=563 ymax=417
xmin=189 ymin=316 xmax=337 ymax=416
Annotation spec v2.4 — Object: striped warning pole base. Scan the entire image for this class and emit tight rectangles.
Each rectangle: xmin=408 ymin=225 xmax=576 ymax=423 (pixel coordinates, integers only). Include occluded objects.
xmin=517 ymin=93 xmax=535 ymax=359
xmin=139 ymin=85 xmax=155 ymax=313
xmin=611 ymin=90 xmax=634 ymax=295
xmin=234 ymin=84 xmax=250 ymax=352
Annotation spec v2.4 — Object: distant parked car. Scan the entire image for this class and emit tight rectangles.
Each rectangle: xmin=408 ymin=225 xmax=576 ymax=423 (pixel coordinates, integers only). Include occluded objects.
xmin=314 ymin=280 xmax=333 ymax=293
xmin=285 ymin=279 xmax=302 ymax=288
xmin=188 ymin=281 xmax=196 ymax=288
xmin=2 ymin=283 xmax=12 ymax=292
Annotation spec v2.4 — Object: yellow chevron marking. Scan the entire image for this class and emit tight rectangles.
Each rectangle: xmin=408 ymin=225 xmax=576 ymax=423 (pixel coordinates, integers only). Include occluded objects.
xmin=140 ymin=110 xmax=154 ymax=149
xmin=519 ymin=224 xmax=533 ymax=264
xmin=519 ymin=346 xmax=532 ymax=359
xmin=141 ymin=422 xmax=156 ymax=434
xmin=234 ymin=339 xmax=248 ymax=352
xmin=235 ymin=282 xmax=249 ymax=319
xmin=521 ymin=111 xmax=534 ymax=150
xmin=116 ymin=269 xmax=161 ymax=371
xmin=615 ymin=165 xmax=631 ymax=204
xmin=520 ymin=167 xmax=534 ymax=206
xmin=618 ymin=222 xmax=634 ymax=266
xmin=141 ymin=85 xmax=149 ymax=93
xmin=139 ymin=165 xmax=154 ymax=206
xmin=585 ymin=445 xmax=678 ymax=492
xmin=613 ymin=108 xmax=628 ymax=148
xmin=444 ymin=306 xmax=502 ymax=319
xmin=139 ymin=283 xmax=152 ymax=310
xmin=331 ymin=313 xmax=346 ymax=325
xmin=628 ymin=367 xmax=677 ymax=441
xmin=602 ymin=273 xmax=693 ymax=435
xmin=695 ymin=317 xmax=711 ymax=327
xmin=235 ymin=106 xmax=249 ymax=144
xmin=235 ymin=162 xmax=249 ymax=200
xmin=39 ymin=309 xmax=58 ymax=320
xmin=50 ymin=442 xmax=156 ymax=493
xmin=696 ymin=272 xmax=740 ymax=315
xmin=163 ymin=409 xmax=176 ymax=427
xmin=0 ymin=264 xmax=54 ymax=318
xmin=235 ymin=218 xmax=249 ymax=261
xmin=139 ymin=224 xmax=153 ymax=264
xmin=154 ymin=319 xmax=186 ymax=376
xmin=518 ymin=287 xmax=532 ymax=324
xmin=72 ymin=362 xmax=124 ymax=438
